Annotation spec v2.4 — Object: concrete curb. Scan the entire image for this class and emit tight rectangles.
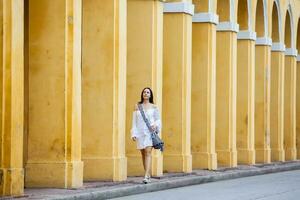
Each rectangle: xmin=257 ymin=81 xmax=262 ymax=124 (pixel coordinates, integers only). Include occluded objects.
xmin=49 ymin=162 xmax=300 ymax=200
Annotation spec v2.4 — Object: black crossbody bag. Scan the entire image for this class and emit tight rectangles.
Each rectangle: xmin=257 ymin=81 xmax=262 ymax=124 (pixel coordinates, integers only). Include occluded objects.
xmin=137 ymin=104 xmax=164 ymax=152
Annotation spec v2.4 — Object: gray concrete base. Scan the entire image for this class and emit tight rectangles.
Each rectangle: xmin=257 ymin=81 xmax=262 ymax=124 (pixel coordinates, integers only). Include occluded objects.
xmin=5 ymin=161 xmax=300 ymax=200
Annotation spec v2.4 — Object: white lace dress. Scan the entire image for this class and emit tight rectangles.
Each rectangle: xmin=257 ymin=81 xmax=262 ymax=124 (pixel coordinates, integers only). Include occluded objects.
xmin=131 ymin=106 xmax=161 ymax=150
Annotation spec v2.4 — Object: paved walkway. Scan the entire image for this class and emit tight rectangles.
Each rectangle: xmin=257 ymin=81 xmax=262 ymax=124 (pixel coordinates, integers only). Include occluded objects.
xmin=2 ymin=161 xmax=300 ymax=200
xmin=112 ymin=169 xmax=300 ymax=200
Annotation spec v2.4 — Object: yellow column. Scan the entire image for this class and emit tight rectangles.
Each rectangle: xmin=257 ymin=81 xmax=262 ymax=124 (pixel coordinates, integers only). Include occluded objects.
xmin=126 ymin=0 xmax=163 ymax=177
xmin=297 ymin=55 xmax=300 ymax=159
xmin=82 ymin=0 xmax=127 ymax=181
xmin=284 ymin=48 xmax=297 ymax=161
xmin=255 ymin=37 xmax=272 ymax=163
xmin=25 ymin=0 xmax=83 ymax=188
xmin=270 ymin=43 xmax=285 ymax=162
xmin=0 ymin=0 xmax=24 ymax=196
xmin=163 ymin=1 xmax=193 ymax=173
xmin=191 ymin=12 xmax=218 ymax=170
xmin=236 ymin=31 xmax=256 ymax=164
xmin=215 ymin=22 xmax=238 ymax=167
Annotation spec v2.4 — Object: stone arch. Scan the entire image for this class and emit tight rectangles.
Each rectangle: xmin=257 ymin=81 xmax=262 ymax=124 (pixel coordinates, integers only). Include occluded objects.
xmin=237 ymin=0 xmax=249 ymax=30
xmin=217 ymin=0 xmax=231 ymax=22
xmin=297 ymin=19 xmax=300 ymax=51
xmin=271 ymin=0 xmax=281 ymax=43
xmin=284 ymin=5 xmax=295 ymax=49
xmin=255 ymin=0 xmax=267 ymax=37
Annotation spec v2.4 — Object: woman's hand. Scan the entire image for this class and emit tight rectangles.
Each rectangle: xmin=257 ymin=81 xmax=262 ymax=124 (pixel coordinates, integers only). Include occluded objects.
xmin=132 ymin=136 xmax=137 ymax=141
xmin=151 ymin=125 xmax=157 ymax=132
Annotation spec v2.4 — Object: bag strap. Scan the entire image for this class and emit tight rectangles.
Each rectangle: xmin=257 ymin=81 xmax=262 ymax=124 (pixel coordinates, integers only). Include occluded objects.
xmin=137 ymin=104 xmax=155 ymax=134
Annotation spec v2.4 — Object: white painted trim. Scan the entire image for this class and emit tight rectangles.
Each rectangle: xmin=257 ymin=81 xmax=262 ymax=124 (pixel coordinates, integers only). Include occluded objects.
xmin=297 ymin=55 xmax=300 ymax=62
xmin=216 ymin=22 xmax=239 ymax=33
xmin=271 ymin=42 xmax=286 ymax=52
xmin=285 ymin=48 xmax=298 ymax=57
xmin=192 ymin=13 xmax=219 ymax=24
xmin=237 ymin=31 xmax=257 ymax=41
xmin=263 ymin=0 xmax=268 ymax=37
xmin=247 ymin=0 xmax=252 ymax=30
xmin=230 ymin=0 xmax=235 ymax=22
xmin=164 ymin=2 xmax=194 ymax=16
xmin=255 ymin=37 xmax=272 ymax=46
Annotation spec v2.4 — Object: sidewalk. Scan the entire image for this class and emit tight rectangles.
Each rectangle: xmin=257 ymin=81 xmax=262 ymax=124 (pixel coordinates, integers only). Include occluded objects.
xmin=3 ymin=161 xmax=300 ymax=200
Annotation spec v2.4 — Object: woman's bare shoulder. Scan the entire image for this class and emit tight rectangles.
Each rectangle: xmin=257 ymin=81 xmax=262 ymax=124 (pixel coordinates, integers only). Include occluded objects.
xmin=151 ymin=103 xmax=158 ymax=109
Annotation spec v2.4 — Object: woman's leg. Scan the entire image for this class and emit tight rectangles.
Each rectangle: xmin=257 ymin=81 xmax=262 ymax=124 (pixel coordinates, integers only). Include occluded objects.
xmin=144 ymin=146 xmax=152 ymax=177
xmin=140 ymin=149 xmax=146 ymax=170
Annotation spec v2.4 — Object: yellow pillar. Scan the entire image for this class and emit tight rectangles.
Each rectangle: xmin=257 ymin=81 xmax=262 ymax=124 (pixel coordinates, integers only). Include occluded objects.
xmin=163 ymin=1 xmax=193 ymax=173
xmin=126 ymin=0 xmax=163 ymax=177
xmin=215 ymin=22 xmax=238 ymax=167
xmin=255 ymin=37 xmax=272 ymax=163
xmin=236 ymin=31 xmax=256 ymax=165
xmin=25 ymin=0 xmax=83 ymax=188
xmin=284 ymin=48 xmax=297 ymax=161
xmin=270 ymin=43 xmax=285 ymax=162
xmin=191 ymin=12 xmax=218 ymax=170
xmin=82 ymin=0 xmax=127 ymax=182
xmin=0 ymin=0 xmax=24 ymax=196
xmin=297 ymin=55 xmax=300 ymax=159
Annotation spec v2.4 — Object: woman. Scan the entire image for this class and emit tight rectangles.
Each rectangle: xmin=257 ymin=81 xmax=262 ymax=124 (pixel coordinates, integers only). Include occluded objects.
xmin=131 ymin=87 xmax=161 ymax=184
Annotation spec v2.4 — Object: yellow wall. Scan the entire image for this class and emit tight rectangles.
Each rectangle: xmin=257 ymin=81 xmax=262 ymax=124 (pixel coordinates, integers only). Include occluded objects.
xmin=2 ymin=0 xmax=300 ymax=196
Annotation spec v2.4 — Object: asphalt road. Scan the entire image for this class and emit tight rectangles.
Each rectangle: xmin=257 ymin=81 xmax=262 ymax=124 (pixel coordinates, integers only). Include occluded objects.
xmin=112 ymin=170 xmax=300 ymax=200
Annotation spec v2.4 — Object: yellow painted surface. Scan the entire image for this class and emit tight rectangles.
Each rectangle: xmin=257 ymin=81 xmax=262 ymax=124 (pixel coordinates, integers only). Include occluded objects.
xmin=163 ymin=12 xmax=192 ymax=173
xmin=284 ymin=56 xmax=297 ymax=161
xmin=82 ymin=0 xmax=127 ymax=181
xmin=216 ymin=31 xmax=237 ymax=167
xmin=236 ymin=39 xmax=255 ymax=165
xmin=297 ymin=61 xmax=300 ymax=159
xmin=0 ymin=0 xmax=24 ymax=196
xmin=126 ymin=0 xmax=163 ymax=177
xmin=255 ymin=45 xmax=271 ymax=163
xmin=270 ymin=51 xmax=285 ymax=161
xmin=3 ymin=0 xmax=300 ymax=197
xmin=191 ymin=22 xmax=217 ymax=170
xmin=25 ymin=0 xmax=83 ymax=188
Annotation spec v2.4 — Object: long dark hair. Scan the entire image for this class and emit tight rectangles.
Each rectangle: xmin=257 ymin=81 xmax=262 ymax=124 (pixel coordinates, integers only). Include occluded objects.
xmin=138 ymin=87 xmax=154 ymax=104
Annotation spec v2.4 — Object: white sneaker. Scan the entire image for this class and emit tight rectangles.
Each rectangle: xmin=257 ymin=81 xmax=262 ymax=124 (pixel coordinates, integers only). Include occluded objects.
xmin=142 ymin=175 xmax=151 ymax=184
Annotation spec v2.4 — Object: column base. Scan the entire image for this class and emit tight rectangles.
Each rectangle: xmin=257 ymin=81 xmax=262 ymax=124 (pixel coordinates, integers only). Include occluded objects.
xmin=25 ymin=161 xmax=83 ymax=188
xmin=164 ymin=154 xmax=192 ymax=173
xmin=127 ymin=154 xmax=144 ymax=176
xmin=113 ymin=157 xmax=127 ymax=181
xmin=237 ymin=149 xmax=255 ymax=165
xmin=271 ymin=148 xmax=285 ymax=162
xmin=297 ymin=149 xmax=300 ymax=160
xmin=255 ymin=148 xmax=271 ymax=163
xmin=152 ymin=151 xmax=163 ymax=177
xmin=192 ymin=152 xmax=217 ymax=170
xmin=0 ymin=168 xmax=24 ymax=196
xmin=285 ymin=148 xmax=297 ymax=161
xmin=82 ymin=157 xmax=127 ymax=181
xmin=216 ymin=150 xmax=237 ymax=167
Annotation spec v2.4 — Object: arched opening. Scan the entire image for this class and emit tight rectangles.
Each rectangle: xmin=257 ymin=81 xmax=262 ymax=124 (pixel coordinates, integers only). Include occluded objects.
xmin=217 ymin=0 xmax=230 ymax=22
xmin=237 ymin=0 xmax=248 ymax=30
xmin=284 ymin=11 xmax=292 ymax=48
xmin=193 ymin=0 xmax=209 ymax=13
xmin=271 ymin=2 xmax=280 ymax=42
xmin=255 ymin=0 xmax=265 ymax=37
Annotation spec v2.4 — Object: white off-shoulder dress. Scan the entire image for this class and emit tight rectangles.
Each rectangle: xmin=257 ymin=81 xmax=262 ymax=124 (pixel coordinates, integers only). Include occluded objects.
xmin=131 ymin=105 xmax=161 ymax=150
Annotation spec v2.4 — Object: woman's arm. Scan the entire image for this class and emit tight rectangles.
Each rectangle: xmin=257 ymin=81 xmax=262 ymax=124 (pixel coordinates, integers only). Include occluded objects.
xmin=131 ymin=104 xmax=139 ymax=140
xmin=152 ymin=105 xmax=161 ymax=133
